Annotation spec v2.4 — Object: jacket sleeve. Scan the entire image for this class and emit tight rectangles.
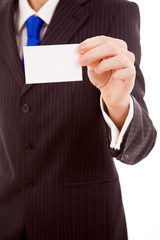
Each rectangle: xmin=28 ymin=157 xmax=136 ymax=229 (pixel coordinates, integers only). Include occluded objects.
xmin=106 ymin=0 xmax=157 ymax=164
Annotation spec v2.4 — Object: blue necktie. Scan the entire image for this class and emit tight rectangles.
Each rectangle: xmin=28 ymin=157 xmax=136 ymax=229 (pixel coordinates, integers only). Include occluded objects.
xmin=26 ymin=15 xmax=44 ymax=46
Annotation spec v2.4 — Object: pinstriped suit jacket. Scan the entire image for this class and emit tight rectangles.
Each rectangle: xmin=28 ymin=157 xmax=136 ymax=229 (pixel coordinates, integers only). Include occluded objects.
xmin=0 ymin=0 xmax=157 ymax=239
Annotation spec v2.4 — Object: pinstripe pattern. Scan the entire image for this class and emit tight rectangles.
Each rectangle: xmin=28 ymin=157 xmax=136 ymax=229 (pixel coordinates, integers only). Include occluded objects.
xmin=0 ymin=0 xmax=157 ymax=239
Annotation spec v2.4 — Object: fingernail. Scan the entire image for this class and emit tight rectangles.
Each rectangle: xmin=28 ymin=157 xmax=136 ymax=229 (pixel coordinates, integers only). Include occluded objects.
xmin=80 ymin=44 xmax=86 ymax=50
xmin=77 ymin=46 xmax=84 ymax=55
xmin=79 ymin=43 xmax=86 ymax=52
xmin=95 ymin=67 xmax=99 ymax=73
xmin=79 ymin=56 xmax=83 ymax=64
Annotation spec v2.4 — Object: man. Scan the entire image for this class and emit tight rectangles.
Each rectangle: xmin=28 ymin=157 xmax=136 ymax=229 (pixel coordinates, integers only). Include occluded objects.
xmin=0 ymin=0 xmax=156 ymax=239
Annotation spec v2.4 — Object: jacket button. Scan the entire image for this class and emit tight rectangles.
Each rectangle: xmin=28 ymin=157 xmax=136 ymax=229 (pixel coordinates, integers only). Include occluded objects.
xmin=121 ymin=154 xmax=129 ymax=161
xmin=24 ymin=180 xmax=33 ymax=188
xmin=23 ymin=143 xmax=32 ymax=152
xmin=124 ymin=154 xmax=129 ymax=159
xmin=22 ymin=104 xmax=30 ymax=113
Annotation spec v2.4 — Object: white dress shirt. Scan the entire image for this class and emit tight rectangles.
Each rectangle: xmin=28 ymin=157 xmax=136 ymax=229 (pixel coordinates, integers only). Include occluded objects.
xmin=14 ymin=0 xmax=134 ymax=150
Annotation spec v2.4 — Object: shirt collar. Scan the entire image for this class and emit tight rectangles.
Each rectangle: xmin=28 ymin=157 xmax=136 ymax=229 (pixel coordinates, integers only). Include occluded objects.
xmin=16 ymin=0 xmax=60 ymax=33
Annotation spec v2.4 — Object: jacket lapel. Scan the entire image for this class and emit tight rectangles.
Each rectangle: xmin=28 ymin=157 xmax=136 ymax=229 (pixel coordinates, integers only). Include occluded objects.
xmin=0 ymin=0 xmax=25 ymax=89
xmin=41 ymin=0 xmax=90 ymax=45
xmin=21 ymin=0 xmax=91 ymax=97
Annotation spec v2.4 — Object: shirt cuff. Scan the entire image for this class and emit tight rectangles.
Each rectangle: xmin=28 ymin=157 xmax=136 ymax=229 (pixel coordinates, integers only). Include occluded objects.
xmin=100 ymin=95 xmax=134 ymax=150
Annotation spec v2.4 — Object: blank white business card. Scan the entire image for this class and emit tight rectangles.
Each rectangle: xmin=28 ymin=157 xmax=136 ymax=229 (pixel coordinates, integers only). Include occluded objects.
xmin=23 ymin=44 xmax=82 ymax=84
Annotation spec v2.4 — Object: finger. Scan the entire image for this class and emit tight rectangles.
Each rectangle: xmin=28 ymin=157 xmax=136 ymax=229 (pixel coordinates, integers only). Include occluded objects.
xmin=112 ymin=67 xmax=136 ymax=83
xmin=95 ymin=54 xmax=133 ymax=74
xmin=86 ymin=60 xmax=100 ymax=70
xmin=79 ymin=43 xmax=135 ymax=67
xmin=77 ymin=35 xmax=128 ymax=54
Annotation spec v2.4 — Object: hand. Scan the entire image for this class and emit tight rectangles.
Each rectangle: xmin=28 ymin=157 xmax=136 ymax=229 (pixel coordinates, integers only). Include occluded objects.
xmin=77 ymin=36 xmax=136 ymax=130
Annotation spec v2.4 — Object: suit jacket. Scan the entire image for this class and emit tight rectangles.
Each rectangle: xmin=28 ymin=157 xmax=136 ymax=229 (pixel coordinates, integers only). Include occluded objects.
xmin=0 ymin=0 xmax=157 ymax=239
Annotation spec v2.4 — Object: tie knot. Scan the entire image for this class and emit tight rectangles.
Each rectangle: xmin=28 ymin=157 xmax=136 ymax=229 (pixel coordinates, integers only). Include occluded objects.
xmin=26 ymin=16 xmax=44 ymax=46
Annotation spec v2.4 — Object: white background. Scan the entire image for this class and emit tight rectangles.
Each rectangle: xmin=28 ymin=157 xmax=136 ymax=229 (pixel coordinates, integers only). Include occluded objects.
xmin=115 ymin=1 xmax=160 ymax=239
